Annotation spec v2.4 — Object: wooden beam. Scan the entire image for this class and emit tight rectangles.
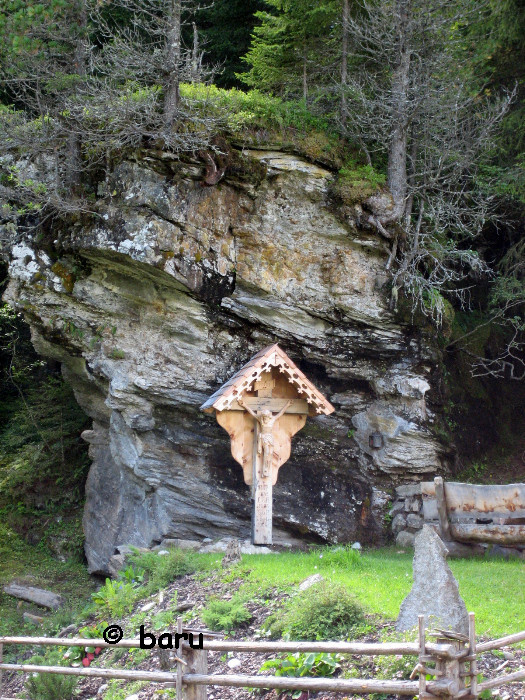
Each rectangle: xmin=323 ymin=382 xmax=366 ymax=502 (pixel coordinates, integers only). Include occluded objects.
xmin=228 ymin=398 xmax=309 ymax=414
xmin=434 ymin=477 xmax=452 ymax=541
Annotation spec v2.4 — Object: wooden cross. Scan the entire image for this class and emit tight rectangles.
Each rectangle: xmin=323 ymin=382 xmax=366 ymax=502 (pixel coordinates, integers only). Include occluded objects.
xmin=200 ymin=344 xmax=334 ymax=546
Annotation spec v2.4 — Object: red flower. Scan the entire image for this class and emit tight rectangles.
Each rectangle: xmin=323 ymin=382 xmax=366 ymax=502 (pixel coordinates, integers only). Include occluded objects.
xmin=82 ymin=657 xmax=91 ymax=667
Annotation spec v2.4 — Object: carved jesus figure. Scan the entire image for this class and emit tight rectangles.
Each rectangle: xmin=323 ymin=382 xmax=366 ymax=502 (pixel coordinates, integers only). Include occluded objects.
xmin=238 ymin=398 xmax=293 ymax=478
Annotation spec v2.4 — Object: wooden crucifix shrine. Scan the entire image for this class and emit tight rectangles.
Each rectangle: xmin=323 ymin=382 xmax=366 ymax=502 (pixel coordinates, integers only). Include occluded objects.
xmin=201 ymin=344 xmax=334 ymax=545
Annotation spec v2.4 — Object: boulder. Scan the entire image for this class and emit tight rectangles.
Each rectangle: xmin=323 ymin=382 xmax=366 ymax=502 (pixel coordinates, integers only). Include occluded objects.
xmin=4 ymin=583 xmax=64 ymax=610
xmin=396 ymin=525 xmax=469 ymax=634
xmin=3 ymin=149 xmax=447 ymax=574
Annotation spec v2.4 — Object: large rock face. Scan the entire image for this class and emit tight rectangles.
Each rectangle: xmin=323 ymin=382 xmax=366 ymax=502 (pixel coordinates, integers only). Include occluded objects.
xmin=2 ymin=149 xmax=448 ymax=573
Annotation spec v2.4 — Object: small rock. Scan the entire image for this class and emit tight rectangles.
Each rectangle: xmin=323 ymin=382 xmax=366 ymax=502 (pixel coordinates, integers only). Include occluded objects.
xmin=59 ymin=624 xmax=77 ymax=638
xmin=97 ymin=684 xmax=108 ymax=696
xmin=406 ymin=513 xmax=423 ymax=529
xmin=396 ymin=530 xmax=415 ymax=547
xmin=141 ymin=601 xmax=156 ymax=612
xmin=390 ymin=501 xmax=405 ymax=516
xmin=124 ymin=695 xmax=140 ymax=700
xmin=502 ymin=651 xmax=515 ymax=660
xmin=404 ymin=496 xmax=421 ymax=513
xmin=396 ymin=484 xmax=421 ymax=498
xmin=222 ymin=539 xmax=242 ymax=566
xmin=107 ymin=553 xmax=126 ymax=578
xmin=392 ymin=513 xmax=407 ymax=535
xmin=157 ymin=550 xmax=169 ymax=556
xmin=23 ymin=612 xmax=44 ymax=625
xmin=298 ymin=574 xmax=324 ymax=591
xmin=227 ymin=658 xmax=242 ymax=669
xmin=351 ymin=542 xmax=361 ymax=550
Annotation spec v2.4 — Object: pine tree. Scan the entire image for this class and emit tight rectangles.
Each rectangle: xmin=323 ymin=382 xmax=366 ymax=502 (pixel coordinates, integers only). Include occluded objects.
xmin=239 ymin=0 xmax=339 ymax=102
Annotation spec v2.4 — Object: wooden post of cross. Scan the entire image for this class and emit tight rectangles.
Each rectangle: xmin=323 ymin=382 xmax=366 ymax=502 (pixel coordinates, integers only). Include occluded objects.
xmin=251 ymin=373 xmax=276 ymax=545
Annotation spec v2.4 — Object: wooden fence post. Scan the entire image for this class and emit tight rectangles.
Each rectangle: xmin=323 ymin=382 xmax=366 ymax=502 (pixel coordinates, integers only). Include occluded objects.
xmin=417 ymin=615 xmax=428 ymax=698
xmin=176 ymin=617 xmax=183 ymax=700
xmin=182 ymin=638 xmax=207 ymax=700
xmin=468 ymin=612 xmax=479 ymax=698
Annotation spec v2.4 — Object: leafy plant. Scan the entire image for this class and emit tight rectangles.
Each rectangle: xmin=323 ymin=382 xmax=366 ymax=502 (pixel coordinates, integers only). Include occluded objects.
xmin=91 ymin=578 xmax=136 ymax=618
xmin=260 ymin=651 xmax=342 ymax=698
xmin=25 ymin=650 xmax=78 ymax=700
xmin=117 ymin=564 xmax=145 ymax=587
xmin=128 ymin=547 xmax=198 ymax=592
xmin=265 ymin=582 xmax=366 ymax=640
xmin=201 ymin=597 xmax=252 ymax=632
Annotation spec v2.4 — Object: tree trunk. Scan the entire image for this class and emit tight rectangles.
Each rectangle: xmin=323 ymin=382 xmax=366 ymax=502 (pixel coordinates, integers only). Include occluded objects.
xmin=65 ymin=0 xmax=88 ymax=194
xmin=164 ymin=0 xmax=182 ymax=130
xmin=341 ymin=0 xmax=349 ymax=126
xmin=386 ymin=0 xmax=410 ymax=223
xmin=302 ymin=50 xmax=308 ymax=101
xmin=191 ymin=22 xmax=199 ymax=83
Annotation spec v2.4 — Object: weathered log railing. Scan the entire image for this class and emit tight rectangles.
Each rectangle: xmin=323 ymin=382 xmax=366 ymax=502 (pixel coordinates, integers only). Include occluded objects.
xmin=1 ymin=613 xmax=524 ymax=699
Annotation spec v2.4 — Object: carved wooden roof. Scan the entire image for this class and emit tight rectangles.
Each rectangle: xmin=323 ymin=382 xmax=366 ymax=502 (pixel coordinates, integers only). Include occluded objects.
xmin=200 ymin=344 xmax=335 ymax=415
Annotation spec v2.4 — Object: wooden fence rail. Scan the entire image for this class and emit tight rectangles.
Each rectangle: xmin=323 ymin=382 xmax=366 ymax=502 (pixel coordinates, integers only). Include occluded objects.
xmin=0 ymin=612 xmax=523 ymax=699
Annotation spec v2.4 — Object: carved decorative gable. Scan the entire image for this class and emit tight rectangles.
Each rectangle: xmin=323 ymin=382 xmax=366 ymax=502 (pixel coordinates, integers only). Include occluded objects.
xmin=200 ymin=344 xmax=335 ymax=416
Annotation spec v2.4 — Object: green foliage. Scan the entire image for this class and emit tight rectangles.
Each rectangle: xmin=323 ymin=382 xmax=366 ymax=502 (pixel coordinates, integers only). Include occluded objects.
xmin=151 ymin=608 xmax=177 ymax=631
xmin=103 ymin=679 xmax=145 ymax=700
xmin=201 ymin=597 xmax=252 ymax=631
xmin=197 ymin=0 xmax=265 ymax=89
xmin=117 ymin=565 xmax=145 ymax=587
xmin=0 ymin=376 xmax=90 ymax=510
xmin=260 ymin=651 xmax=342 ymax=698
xmin=314 ymin=545 xmax=363 ymax=570
xmin=239 ymin=0 xmax=338 ymax=101
xmin=25 ymin=650 xmax=78 ymax=700
xmin=179 ymin=83 xmax=344 ymax=163
xmin=91 ymin=578 xmax=136 ymax=619
xmin=265 ymin=582 xmax=366 ymax=640
xmin=333 ymin=163 xmax=387 ymax=205
xmin=370 ymin=629 xmax=417 ymax=694
xmin=128 ymin=547 xmax=198 ymax=592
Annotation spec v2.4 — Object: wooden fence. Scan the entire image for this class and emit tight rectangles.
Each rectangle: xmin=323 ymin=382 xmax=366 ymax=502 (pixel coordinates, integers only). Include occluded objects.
xmin=1 ymin=613 xmax=524 ymax=699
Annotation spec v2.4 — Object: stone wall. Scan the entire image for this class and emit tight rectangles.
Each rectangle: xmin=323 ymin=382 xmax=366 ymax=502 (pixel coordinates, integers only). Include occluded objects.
xmin=390 ymin=484 xmax=425 ymax=546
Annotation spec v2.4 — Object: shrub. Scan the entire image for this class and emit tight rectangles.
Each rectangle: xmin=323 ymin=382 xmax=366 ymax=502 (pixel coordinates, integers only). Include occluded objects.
xmin=91 ymin=578 xmax=136 ymax=618
xmin=128 ymin=547 xmax=198 ymax=592
xmin=25 ymin=651 xmax=78 ymax=700
xmin=201 ymin=597 xmax=252 ymax=632
xmin=265 ymin=582 xmax=366 ymax=640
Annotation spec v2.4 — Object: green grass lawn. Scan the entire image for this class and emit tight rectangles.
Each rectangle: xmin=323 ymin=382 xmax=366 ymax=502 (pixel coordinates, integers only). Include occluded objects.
xmin=232 ymin=547 xmax=525 ymax=638
xmin=1 ymin=537 xmax=523 ymax=643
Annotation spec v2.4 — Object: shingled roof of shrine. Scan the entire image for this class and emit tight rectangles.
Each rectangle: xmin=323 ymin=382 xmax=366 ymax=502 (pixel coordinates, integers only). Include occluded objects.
xmin=200 ymin=344 xmax=335 ymax=415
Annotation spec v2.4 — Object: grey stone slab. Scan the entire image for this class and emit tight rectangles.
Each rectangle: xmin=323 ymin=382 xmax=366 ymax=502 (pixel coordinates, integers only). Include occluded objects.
xmin=396 ymin=525 xmax=468 ymax=634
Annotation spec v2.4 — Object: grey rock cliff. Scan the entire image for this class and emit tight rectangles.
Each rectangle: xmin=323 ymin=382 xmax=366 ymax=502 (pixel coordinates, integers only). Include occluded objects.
xmin=2 ymin=150 xmax=447 ymax=573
